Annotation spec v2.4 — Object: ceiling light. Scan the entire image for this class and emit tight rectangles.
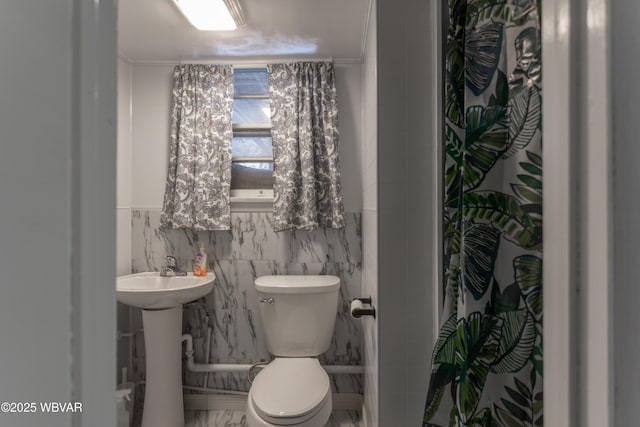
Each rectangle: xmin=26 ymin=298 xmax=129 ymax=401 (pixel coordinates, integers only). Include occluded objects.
xmin=173 ymin=0 xmax=246 ymax=31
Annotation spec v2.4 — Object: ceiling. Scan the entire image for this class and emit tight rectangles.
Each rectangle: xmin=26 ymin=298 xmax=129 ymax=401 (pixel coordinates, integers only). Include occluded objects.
xmin=118 ymin=0 xmax=372 ymax=63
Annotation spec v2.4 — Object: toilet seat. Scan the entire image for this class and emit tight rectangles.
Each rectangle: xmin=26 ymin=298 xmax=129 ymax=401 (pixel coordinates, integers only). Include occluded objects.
xmin=250 ymin=358 xmax=331 ymax=425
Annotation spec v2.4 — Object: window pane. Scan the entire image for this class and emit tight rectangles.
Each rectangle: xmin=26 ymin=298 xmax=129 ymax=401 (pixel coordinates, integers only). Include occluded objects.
xmin=231 ymin=68 xmax=272 ymax=191
xmin=233 ymin=98 xmax=270 ymax=124
xmin=231 ymin=162 xmax=273 ymax=190
xmin=234 ymin=68 xmax=269 ymax=97
xmin=232 ymin=136 xmax=273 ymax=158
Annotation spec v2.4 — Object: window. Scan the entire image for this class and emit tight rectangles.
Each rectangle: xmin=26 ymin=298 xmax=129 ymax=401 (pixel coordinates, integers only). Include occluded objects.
xmin=231 ymin=67 xmax=274 ymax=202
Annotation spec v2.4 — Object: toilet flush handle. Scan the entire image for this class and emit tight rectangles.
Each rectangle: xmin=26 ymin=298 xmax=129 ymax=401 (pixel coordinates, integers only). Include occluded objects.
xmin=259 ymin=298 xmax=275 ymax=304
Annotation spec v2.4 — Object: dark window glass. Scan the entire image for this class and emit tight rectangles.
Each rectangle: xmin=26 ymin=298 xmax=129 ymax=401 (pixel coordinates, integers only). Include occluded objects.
xmin=230 ymin=163 xmax=274 ymax=190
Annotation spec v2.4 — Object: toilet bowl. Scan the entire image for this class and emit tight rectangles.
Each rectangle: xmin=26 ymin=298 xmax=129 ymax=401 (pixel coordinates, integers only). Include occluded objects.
xmin=246 ymin=358 xmax=331 ymax=427
xmin=246 ymin=275 xmax=340 ymax=427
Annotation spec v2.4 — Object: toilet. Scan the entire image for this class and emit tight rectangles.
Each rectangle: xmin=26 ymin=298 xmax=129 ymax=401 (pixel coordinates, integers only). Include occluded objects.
xmin=246 ymin=275 xmax=341 ymax=427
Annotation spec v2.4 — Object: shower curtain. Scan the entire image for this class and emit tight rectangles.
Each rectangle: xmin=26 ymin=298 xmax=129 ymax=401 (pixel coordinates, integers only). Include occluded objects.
xmin=424 ymin=1 xmax=542 ymax=425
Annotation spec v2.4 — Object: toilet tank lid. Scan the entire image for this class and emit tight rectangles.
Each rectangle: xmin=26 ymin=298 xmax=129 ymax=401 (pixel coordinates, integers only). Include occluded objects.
xmin=255 ymin=275 xmax=340 ymax=294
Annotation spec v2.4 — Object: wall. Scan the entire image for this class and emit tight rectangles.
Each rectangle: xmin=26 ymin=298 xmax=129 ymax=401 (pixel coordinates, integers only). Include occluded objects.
xmin=612 ymin=0 xmax=640 ymax=424
xmin=404 ymin=0 xmax=440 ymax=421
xmin=0 ymin=4 xmax=75 ymax=425
xmin=117 ymin=56 xmax=133 ymax=276
xmin=542 ymin=0 xmax=618 ymax=425
xmin=130 ymin=210 xmax=363 ymax=395
xmin=131 ymin=64 xmax=173 ymax=208
xmin=541 ymin=0 xmax=578 ymax=424
xmin=124 ymin=62 xmax=365 ymax=400
xmin=117 ymin=56 xmax=133 ymax=381
xmin=360 ymin=0 xmax=379 ymax=424
xmin=336 ymin=64 xmax=364 ymax=213
xmin=129 ymin=64 xmax=363 ymax=212
xmin=377 ymin=0 xmax=439 ymax=424
xmin=0 ymin=1 xmax=116 ymax=426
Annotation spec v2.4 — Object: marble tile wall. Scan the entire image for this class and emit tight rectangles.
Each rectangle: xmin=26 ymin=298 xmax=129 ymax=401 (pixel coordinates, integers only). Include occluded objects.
xmin=129 ymin=209 xmax=363 ymax=395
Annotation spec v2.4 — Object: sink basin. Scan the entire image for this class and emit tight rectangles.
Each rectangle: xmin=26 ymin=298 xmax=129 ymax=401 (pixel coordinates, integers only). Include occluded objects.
xmin=116 ymin=272 xmax=215 ymax=309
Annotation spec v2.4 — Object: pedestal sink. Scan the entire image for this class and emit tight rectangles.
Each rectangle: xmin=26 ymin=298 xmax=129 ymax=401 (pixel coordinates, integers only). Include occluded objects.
xmin=117 ymin=272 xmax=215 ymax=427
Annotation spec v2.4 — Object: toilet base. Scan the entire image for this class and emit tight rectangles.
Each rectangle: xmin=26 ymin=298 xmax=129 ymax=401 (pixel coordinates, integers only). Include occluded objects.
xmin=246 ymin=388 xmax=332 ymax=427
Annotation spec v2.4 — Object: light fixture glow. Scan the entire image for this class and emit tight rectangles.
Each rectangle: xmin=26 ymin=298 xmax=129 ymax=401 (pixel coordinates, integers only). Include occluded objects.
xmin=173 ymin=0 xmax=246 ymax=31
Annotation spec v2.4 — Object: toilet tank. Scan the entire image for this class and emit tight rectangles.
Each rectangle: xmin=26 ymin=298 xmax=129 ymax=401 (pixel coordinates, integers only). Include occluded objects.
xmin=255 ymin=275 xmax=340 ymax=357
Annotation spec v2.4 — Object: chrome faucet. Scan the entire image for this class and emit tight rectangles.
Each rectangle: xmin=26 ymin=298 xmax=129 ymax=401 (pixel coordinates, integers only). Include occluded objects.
xmin=160 ymin=256 xmax=187 ymax=277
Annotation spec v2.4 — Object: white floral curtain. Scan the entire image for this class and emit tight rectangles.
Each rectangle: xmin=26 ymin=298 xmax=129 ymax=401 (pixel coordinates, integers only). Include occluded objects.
xmin=161 ymin=64 xmax=234 ymax=230
xmin=267 ymin=62 xmax=345 ymax=231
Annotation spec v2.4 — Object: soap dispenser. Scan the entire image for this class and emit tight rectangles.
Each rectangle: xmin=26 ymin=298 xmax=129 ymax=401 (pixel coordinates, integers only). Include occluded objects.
xmin=193 ymin=245 xmax=207 ymax=277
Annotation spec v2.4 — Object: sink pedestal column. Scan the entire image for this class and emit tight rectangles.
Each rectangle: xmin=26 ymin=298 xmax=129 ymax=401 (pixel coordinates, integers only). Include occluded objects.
xmin=141 ymin=306 xmax=184 ymax=427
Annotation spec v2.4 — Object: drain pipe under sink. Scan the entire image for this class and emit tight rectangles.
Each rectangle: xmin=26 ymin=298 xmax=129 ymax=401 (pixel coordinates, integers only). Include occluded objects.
xmin=181 ymin=334 xmax=365 ymax=375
